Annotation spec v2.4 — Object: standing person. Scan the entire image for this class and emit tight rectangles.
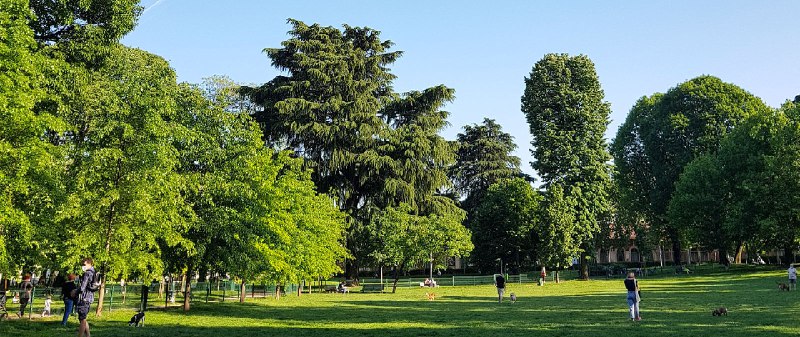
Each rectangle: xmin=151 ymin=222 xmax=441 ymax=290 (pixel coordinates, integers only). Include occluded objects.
xmin=42 ymin=295 xmax=52 ymax=317
xmin=17 ymin=274 xmax=32 ymax=318
xmin=494 ymin=274 xmax=506 ymax=303
xmin=77 ymin=258 xmax=96 ymax=337
xmin=624 ymin=272 xmax=641 ymax=321
xmin=61 ymin=274 xmax=77 ymax=326
xmin=540 ymin=267 xmax=547 ymax=285
xmin=789 ymin=264 xmax=797 ymax=291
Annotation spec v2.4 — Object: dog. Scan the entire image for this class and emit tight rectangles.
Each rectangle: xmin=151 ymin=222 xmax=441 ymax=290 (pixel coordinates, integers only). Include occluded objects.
xmin=777 ymin=282 xmax=790 ymax=291
xmin=712 ymin=307 xmax=727 ymax=316
xmin=510 ymin=293 xmax=517 ymax=303
xmin=425 ymin=292 xmax=436 ymax=301
xmin=128 ymin=311 xmax=145 ymax=327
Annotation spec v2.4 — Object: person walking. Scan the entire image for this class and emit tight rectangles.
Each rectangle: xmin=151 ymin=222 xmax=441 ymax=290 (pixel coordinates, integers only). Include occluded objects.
xmin=789 ymin=264 xmax=797 ymax=291
xmin=77 ymin=258 xmax=96 ymax=337
xmin=624 ymin=272 xmax=641 ymax=321
xmin=17 ymin=274 xmax=32 ymax=318
xmin=494 ymin=274 xmax=506 ymax=303
xmin=61 ymin=273 xmax=77 ymax=326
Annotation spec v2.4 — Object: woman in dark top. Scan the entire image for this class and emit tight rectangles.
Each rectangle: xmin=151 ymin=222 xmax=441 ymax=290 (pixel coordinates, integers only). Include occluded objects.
xmin=624 ymin=272 xmax=641 ymax=321
xmin=61 ymin=274 xmax=77 ymax=326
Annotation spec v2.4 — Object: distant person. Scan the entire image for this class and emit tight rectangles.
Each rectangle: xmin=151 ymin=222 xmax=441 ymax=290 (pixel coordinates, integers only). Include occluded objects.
xmin=494 ymin=274 xmax=506 ymax=303
xmin=540 ymin=267 xmax=547 ymax=285
xmin=17 ymin=274 xmax=32 ymax=318
xmin=77 ymin=258 xmax=96 ymax=337
xmin=42 ymin=295 xmax=52 ymax=317
xmin=789 ymin=264 xmax=797 ymax=291
xmin=624 ymin=272 xmax=641 ymax=321
xmin=61 ymin=273 xmax=77 ymax=326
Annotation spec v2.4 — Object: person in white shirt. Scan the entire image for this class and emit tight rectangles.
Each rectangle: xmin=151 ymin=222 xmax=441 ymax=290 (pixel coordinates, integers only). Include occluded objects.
xmin=42 ymin=295 xmax=52 ymax=317
xmin=789 ymin=264 xmax=797 ymax=291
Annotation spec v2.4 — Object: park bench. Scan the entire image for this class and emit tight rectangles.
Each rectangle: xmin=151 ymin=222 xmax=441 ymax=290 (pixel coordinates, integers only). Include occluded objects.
xmin=361 ymin=284 xmax=384 ymax=293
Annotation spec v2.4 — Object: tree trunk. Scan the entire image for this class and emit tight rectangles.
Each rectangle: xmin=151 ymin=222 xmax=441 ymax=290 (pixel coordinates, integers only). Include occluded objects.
xmin=579 ymin=251 xmax=589 ymax=280
xmin=671 ymin=236 xmax=683 ymax=266
xmin=555 ymin=270 xmax=560 ymax=283
xmin=784 ymin=247 xmax=794 ymax=266
xmin=391 ymin=261 xmax=406 ymax=294
xmin=297 ymin=281 xmax=302 ymax=297
xmin=239 ymin=280 xmax=246 ymax=303
xmin=734 ymin=242 xmax=744 ymax=264
xmin=275 ymin=284 xmax=281 ymax=300
xmin=94 ymin=274 xmax=106 ymax=316
xmin=719 ymin=247 xmax=729 ymax=266
xmin=346 ymin=260 xmax=359 ymax=284
xmin=183 ymin=271 xmax=191 ymax=312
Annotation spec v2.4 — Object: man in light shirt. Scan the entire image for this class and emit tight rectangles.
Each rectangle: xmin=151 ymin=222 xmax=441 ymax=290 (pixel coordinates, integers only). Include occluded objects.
xmin=789 ymin=264 xmax=797 ymax=291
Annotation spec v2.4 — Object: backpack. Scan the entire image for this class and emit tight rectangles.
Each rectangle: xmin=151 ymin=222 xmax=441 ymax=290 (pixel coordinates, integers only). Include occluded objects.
xmin=86 ymin=269 xmax=102 ymax=292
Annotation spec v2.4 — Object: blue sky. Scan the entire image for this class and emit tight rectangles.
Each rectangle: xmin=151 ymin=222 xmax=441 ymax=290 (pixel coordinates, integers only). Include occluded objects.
xmin=123 ymin=1 xmax=800 ymax=178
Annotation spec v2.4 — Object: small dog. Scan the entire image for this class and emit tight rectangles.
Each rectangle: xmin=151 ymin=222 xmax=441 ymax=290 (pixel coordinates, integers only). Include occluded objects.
xmin=128 ymin=311 xmax=145 ymax=327
xmin=712 ymin=307 xmax=727 ymax=316
xmin=777 ymin=282 xmax=790 ymax=291
xmin=425 ymin=292 xmax=436 ymax=301
xmin=510 ymin=293 xmax=517 ymax=303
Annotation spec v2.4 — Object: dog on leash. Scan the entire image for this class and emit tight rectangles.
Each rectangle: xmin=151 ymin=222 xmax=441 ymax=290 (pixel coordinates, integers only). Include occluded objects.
xmin=777 ymin=282 xmax=790 ymax=291
xmin=712 ymin=307 xmax=727 ymax=316
xmin=425 ymin=292 xmax=436 ymax=301
xmin=510 ymin=293 xmax=517 ymax=303
xmin=128 ymin=311 xmax=145 ymax=327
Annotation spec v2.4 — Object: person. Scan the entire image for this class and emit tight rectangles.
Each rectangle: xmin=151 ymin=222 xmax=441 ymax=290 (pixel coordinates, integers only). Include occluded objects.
xmin=624 ymin=272 xmax=641 ymax=321
xmin=42 ymin=295 xmax=52 ymax=317
xmin=77 ymin=258 xmax=96 ymax=337
xmin=337 ymin=281 xmax=348 ymax=294
xmin=789 ymin=264 xmax=797 ymax=291
xmin=540 ymin=267 xmax=547 ymax=285
xmin=494 ymin=274 xmax=505 ymax=303
xmin=12 ymin=292 xmax=19 ymax=304
xmin=17 ymin=274 xmax=32 ymax=318
xmin=61 ymin=273 xmax=77 ymax=326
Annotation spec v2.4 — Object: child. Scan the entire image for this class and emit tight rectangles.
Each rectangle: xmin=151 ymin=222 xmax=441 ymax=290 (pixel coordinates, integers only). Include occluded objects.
xmin=12 ymin=292 xmax=19 ymax=304
xmin=42 ymin=295 xmax=52 ymax=317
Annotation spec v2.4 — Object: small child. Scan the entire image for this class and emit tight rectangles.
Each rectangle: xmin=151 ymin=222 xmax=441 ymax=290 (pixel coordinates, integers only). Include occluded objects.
xmin=12 ymin=292 xmax=19 ymax=304
xmin=42 ymin=295 xmax=52 ymax=317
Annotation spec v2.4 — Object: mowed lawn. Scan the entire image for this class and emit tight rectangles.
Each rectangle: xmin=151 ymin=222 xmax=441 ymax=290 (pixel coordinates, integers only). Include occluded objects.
xmin=2 ymin=267 xmax=799 ymax=337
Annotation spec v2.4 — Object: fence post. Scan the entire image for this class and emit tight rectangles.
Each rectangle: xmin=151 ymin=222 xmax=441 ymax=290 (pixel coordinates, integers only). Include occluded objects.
xmin=109 ymin=286 xmax=114 ymax=312
xmin=205 ymin=282 xmax=210 ymax=303
xmin=452 ymin=276 xmax=455 ymax=287
xmin=222 ymin=282 xmax=225 ymax=302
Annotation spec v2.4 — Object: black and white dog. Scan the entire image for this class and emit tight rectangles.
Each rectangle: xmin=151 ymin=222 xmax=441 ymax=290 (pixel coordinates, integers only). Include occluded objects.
xmin=128 ymin=311 xmax=145 ymax=327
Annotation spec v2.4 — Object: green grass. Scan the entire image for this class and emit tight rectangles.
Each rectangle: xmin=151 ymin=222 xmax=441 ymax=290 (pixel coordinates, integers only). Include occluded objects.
xmin=2 ymin=266 xmax=799 ymax=336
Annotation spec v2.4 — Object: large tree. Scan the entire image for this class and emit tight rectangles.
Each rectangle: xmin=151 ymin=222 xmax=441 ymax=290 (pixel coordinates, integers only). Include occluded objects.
xmin=521 ymin=54 xmax=612 ymax=280
xmin=245 ymin=20 xmax=471 ymax=279
xmin=450 ymin=118 xmax=524 ymax=222
xmin=612 ymin=76 xmax=770 ymax=265
xmin=0 ymin=0 xmax=65 ymax=275
xmin=470 ymin=178 xmax=541 ymax=273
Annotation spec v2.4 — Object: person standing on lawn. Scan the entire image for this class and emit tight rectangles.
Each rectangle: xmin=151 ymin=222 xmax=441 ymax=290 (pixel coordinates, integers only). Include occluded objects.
xmin=77 ymin=258 xmax=96 ymax=337
xmin=61 ymin=273 xmax=77 ymax=326
xmin=494 ymin=274 xmax=506 ymax=303
xmin=789 ymin=264 xmax=797 ymax=291
xmin=624 ymin=272 xmax=641 ymax=321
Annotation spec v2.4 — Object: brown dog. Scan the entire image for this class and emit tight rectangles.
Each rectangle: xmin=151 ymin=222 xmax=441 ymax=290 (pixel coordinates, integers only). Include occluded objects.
xmin=712 ymin=307 xmax=728 ymax=316
xmin=777 ymin=282 xmax=790 ymax=291
xmin=425 ymin=292 xmax=436 ymax=301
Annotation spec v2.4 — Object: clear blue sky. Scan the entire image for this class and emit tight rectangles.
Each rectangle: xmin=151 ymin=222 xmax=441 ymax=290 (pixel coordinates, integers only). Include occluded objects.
xmin=123 ymin=1 xmax=800 ymax=178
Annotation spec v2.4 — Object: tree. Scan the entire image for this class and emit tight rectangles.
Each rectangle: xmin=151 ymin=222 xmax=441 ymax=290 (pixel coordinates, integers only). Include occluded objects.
xmin=52 ymin=45 xmax=189 ymax=316
xmin=245 ymin=20 xmax=471 ymax=279
xmin=612 ymin=76 xmax=770 ymax=265
xmin=450 ymin=118 xmax=524 ymax=223
xmin=470 ymin=178 xmax=542 ymax=273
xmin=0 ymin=0 xmax=65 ymax=275
xmin=521 ymin=54 xmax=613 ymax=280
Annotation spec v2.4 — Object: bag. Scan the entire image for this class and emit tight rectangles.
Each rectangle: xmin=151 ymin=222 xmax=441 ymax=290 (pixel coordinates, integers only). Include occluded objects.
xmin=86 ymin=270 xmax=102 ymax=292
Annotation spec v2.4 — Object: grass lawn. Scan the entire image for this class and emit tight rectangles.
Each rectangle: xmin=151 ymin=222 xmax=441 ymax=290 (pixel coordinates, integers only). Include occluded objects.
xmin=2 ymin=266 xmax=799 ymax=337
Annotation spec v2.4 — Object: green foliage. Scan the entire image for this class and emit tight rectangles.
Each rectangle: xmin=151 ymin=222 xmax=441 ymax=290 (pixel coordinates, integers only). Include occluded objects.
xmin=0 ymin=0 xmax=65 ymax=274
xmin=246 ymin=19 xmax=472 ymax=277
xmin=470 ymin=178 xmax=541 ymax=273
xmin=612 ymin=76 xmax=770 ymax=264
xmin=521 ymin=54 xmax=612 ymax=273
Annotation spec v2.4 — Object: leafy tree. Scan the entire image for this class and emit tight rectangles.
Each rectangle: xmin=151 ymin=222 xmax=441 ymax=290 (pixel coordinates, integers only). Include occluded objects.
xmin=245 ymin=20 xmax=471 ymax=279
xmin=0 ymin=0 xmax=65 ymax=275
xmin=51 ymin=45 xmax=189 ymax=315
xmin=470 ymin=178 xmax=541 ymax=273
xmin=612 ymin=76 xmax=770 ymax=265
xmin=521 ymin=54 xmax=612 ymax=280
